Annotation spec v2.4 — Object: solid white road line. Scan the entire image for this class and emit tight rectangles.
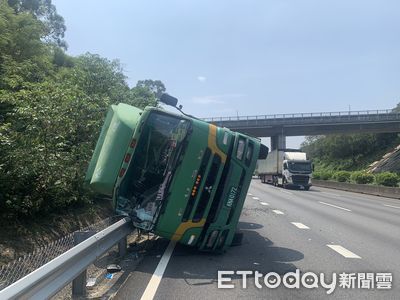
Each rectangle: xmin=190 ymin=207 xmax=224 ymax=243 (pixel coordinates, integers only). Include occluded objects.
xmin=327 ymin=245 xmax=361 ymax=259
xmin=140 ymin=241 xmax=176 ymax=300
xmin=252 ymin=197 xmax=260 ymax=200
xmin=384 ymin=204 xmax=400 ymax=209
xmin=291 ymin=222 xmax=310 ymax=229
xmin=260 ymin=202 xmax=269 ymax=206
xmin=319 ymin=201 xmax=351 ymax=212
xmin=272 ymin=210 xmax=284 ymax=215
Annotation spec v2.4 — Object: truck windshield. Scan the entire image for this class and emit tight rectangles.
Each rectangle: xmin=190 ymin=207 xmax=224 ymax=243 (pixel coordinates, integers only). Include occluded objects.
xmin=288 ymin=162 xmax=312 ymax=173
xmin=116 ymin=112 xmax=190 ymax=229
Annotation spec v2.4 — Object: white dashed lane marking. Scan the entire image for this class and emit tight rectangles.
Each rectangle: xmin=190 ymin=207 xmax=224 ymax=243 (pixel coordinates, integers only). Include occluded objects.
xmin=248 ymin=193 xmax=253 ymax=196
xmin=260 ymin=202 xmax=269 ymax=206
xmin=280 ymin=190 xmax=293 ymax=195
xmin=319 ymin=201 xmax=351 ymax=212
xmin=384 ymin=204 xmax=400 ymax=209
xmin=252 ymin=197 xmax=260 ymax=200
xmin=327 ymin=244 xmax=361 ymax=259
xmin=291 ymin=222 xmax=310 ymax=229
xmin=272 ymin=210 xmax=284 ymax=215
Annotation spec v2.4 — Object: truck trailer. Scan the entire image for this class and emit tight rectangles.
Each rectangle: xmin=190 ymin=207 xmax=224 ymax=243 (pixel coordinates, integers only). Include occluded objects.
xmin=258 ymin=149 xmax=312 ymax=190
xmin=85 ymin=95 xmax=268 ymax=252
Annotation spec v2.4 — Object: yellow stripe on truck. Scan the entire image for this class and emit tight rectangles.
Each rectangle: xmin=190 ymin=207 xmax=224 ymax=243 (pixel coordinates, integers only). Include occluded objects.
xmin=208 ymin=124 xmax=227 ymax=163
xmin=171 ymin=219 xmax=206 ymax=241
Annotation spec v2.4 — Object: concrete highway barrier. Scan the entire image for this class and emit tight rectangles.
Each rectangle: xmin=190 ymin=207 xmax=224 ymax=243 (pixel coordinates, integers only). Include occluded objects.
xmin=312 ymin=179 xmax=400 ymax=200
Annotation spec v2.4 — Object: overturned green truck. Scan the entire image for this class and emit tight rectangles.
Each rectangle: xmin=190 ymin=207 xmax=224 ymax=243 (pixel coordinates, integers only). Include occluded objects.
xmin=85 ymin=97 xmax=267 ymax=252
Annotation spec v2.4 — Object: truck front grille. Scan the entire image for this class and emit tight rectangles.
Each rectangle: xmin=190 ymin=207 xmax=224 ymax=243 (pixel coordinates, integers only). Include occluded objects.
xmin=182 ymin=148 xmax=211 ymax=222
xmin=193 ymin=154 xmax=221 ymax=222
xmin=292 ymin=175 xmax=309 ymax=185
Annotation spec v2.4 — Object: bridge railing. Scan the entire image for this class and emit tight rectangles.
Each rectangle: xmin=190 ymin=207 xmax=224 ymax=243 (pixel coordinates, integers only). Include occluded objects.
xmin=203 ymin=109 xmax=396 ymax=122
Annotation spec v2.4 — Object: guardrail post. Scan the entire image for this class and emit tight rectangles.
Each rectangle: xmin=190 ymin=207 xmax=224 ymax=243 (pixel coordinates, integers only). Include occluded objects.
xmin=118 ymin=236 xmax=127 ymax=257
xmin=72 ymin=231 xmax=95 ymax=297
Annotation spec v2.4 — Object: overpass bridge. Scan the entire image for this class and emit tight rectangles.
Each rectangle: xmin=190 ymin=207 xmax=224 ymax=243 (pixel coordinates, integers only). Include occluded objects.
xmin=204 ymin=109 xmax=400 ymax=150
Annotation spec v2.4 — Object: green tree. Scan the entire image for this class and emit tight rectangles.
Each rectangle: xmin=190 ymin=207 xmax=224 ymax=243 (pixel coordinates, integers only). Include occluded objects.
xmin=0 ymin=81 xmax=96 ymax=216
xmin=129 ymin=86 xmax=158 ymax=108
xmin=0 ymin=52 xmax=165 ymax=218
xmin=0 ymin=0 xmax=165 ymax=219
xmin=136 ymin=79 xmax=166 ymax=99
xmin=0 ymin=0 xmax=53 ymax=90
xmin=59 ymin=53 xmax=130 ymax=104
xmin=7 ymin=0 xmax=66 ymax=48
xmin=52 ymin=46 xmax=74 ymax=68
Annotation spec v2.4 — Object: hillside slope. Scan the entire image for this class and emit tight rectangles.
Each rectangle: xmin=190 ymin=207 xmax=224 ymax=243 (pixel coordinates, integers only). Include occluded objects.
xmin=369 ymin=145 xmax=400 ymax=173
xmin=301 ymin=133 xmax=400 ymax=171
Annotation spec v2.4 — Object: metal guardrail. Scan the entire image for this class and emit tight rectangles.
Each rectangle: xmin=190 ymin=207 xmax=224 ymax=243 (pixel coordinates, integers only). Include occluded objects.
xmin=202 ymin=109 xmax=396 ymax=122
xmin=0 ymin=217 xmax=134 ymax=300
xmin=0 ymin=217 xmax=114 ymax=290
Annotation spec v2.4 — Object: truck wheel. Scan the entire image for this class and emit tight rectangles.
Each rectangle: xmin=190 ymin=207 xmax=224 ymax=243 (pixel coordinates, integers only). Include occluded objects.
xmin=231 ymin=231 xmax=243 ymax=246
xmin=304 ymin=186 xmax=310 ymax=191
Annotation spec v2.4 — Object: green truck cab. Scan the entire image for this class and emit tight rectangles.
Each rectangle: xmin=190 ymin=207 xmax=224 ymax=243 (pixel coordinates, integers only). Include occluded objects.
xmin=85 ymin=99 xmax=267 ymax=252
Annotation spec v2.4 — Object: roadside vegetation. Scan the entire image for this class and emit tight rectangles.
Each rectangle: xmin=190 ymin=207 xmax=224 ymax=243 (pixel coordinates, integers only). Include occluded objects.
xmin=301 ymin=104 xmax=400 ymax=188
xmin=312 ymin=170 xmax=400 ymax=187
xmin=0 ymin=0 xmax=164 ymax=221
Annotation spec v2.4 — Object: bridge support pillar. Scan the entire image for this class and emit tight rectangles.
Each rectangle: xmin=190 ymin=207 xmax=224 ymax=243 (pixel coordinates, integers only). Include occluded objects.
xmin=271 ymin=134 xmax=286 ymax=151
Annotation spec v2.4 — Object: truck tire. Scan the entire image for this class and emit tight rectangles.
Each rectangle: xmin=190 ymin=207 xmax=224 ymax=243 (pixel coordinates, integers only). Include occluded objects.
xmin=304 ymin=186 xmax=310 ymax=191
xmin=230 ymin=231 xmax=244 ymax=246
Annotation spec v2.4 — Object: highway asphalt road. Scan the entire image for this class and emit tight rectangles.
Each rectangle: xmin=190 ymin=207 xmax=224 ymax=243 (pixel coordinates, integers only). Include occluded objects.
xmin=114 ymin=179 xmax=400 ymax=300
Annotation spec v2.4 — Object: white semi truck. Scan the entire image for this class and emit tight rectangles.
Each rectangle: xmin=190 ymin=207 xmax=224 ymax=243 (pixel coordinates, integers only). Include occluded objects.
xmin=258 ymin=149 xmax=313 ymax=190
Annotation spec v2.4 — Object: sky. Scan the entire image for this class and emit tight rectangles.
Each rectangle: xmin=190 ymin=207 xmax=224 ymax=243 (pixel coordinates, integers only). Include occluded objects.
xmin=52 ymin=0 xmax=400 ymax=148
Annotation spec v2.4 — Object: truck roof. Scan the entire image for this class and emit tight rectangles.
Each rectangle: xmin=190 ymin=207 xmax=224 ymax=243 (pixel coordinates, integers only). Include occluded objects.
xmin=284 ymin=151 xmax=307 ymax=160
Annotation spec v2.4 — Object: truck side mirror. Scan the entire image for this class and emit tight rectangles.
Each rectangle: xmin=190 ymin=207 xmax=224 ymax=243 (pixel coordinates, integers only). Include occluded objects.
xmin=160 ymin=93 xmax=178 ymax=107
xmin=258 ymin=144 xmax=269 ymax=159
xmin=283 ymin=163 xmax=287 ymax=170
xmin=312 ymin=163 xmax=315 ymax=171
